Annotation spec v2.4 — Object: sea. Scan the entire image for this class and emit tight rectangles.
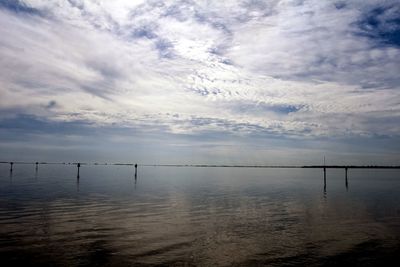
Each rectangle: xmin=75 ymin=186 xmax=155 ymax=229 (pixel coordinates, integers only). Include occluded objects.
xmin=0 ymin=164 xmax=399 ymax=266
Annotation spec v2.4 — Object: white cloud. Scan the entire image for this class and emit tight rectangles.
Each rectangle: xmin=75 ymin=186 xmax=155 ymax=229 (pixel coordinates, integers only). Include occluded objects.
xmin=0 ymin=0 xmax=399 ymax=145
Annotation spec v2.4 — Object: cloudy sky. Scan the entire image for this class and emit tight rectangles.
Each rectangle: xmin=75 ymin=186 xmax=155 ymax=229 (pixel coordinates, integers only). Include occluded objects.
xmin=0 ymin=0 xmax=399 ymax=164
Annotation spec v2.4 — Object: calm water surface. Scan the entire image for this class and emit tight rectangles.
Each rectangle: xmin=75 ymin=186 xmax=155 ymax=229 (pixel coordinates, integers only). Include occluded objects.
xmin=0 ymin=165 xmax=399 ymax=266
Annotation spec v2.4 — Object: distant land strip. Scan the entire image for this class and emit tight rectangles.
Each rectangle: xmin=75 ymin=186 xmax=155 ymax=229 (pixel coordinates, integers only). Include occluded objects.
xmin=0 ymin=162 xmax=399 ymax=169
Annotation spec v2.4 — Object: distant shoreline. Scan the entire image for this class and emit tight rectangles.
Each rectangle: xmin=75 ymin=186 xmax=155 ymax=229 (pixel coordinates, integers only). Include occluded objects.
xmin=1 ymin=162 xmax=399 ymax=169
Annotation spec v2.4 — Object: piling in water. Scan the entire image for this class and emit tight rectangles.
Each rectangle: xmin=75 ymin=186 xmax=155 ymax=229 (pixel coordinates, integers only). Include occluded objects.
xmin=77 ymin=163 xmax=80 ymax=179
xmin=134 ymin=164 xmax=138 ymax=179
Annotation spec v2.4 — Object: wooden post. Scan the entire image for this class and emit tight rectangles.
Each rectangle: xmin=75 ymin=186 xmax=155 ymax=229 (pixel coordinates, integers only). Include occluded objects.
xmin=77 ymin=163 xmax=80 ymax=179
xmin=323 ymin=167 xmax=326 ymax=192
xmin=10 ymin=162 xmax=13 ymax=172
xmin=345 ymin=167 xmax=348 ymax=190
xmin=134 ymin=164 xmax=138 ymax=179
xmin=35 ymin=162 xmax=38 ymax=171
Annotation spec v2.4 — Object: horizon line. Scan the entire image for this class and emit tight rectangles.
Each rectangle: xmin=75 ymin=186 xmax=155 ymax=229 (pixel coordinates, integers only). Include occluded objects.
xmin=1 ymin=162 xmax=400 ymax=169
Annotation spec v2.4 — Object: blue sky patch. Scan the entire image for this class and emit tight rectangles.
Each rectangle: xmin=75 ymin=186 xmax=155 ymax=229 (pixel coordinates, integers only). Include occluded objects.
xmin=0 ymin=0 xmax=43 ymax=16
xmin=357 ymin=5 xmax=400 ymax=47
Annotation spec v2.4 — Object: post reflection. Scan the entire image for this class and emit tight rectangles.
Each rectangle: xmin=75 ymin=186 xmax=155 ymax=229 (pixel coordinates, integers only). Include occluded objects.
xmin=134 ymin=174 xmax=138 ymax=190
xmin=34 ymin=164 xmax=38 ymax=180
xmin=77 ymin=176 xmax=80 ymax=192
xmin=321 ymin=168 xmax=351 ymax=192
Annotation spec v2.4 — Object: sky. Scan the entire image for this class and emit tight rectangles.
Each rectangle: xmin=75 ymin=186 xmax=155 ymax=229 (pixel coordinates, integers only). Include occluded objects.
xmin=0 ymin=0 xmax=399 ymax=165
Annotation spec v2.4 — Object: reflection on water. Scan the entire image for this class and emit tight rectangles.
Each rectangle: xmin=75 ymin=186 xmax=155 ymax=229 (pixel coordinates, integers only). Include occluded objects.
xmin=0 ymin=165 xmax=399 ymax=266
